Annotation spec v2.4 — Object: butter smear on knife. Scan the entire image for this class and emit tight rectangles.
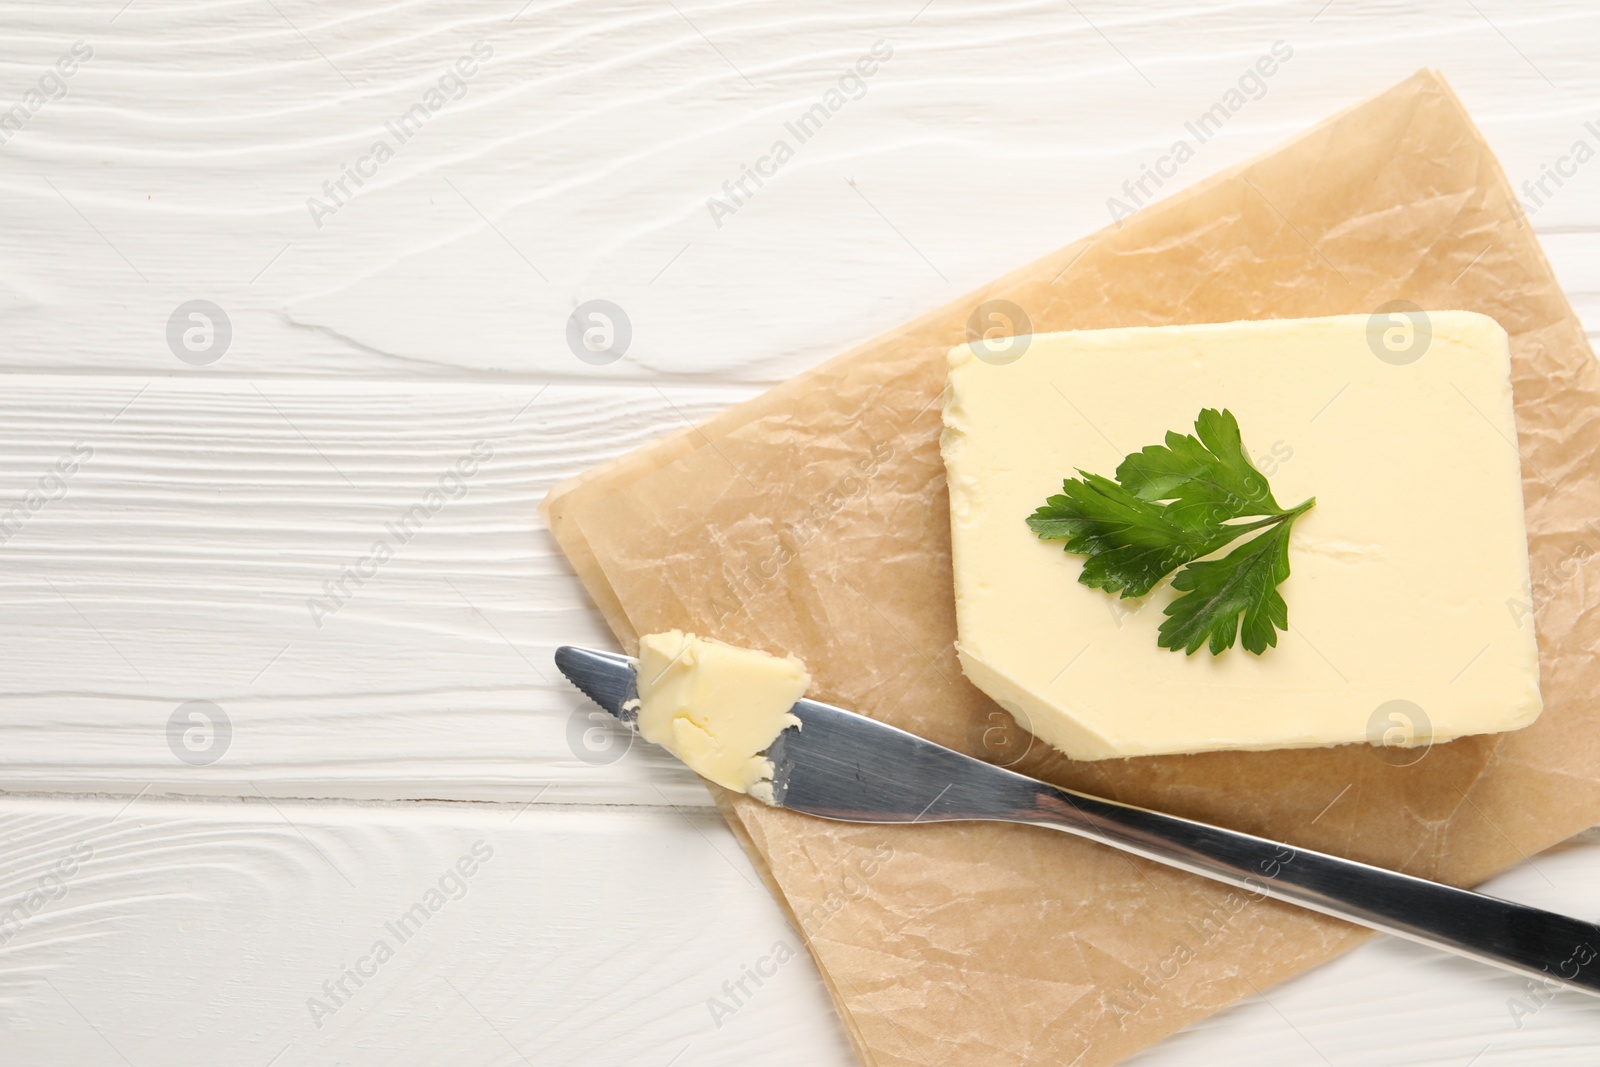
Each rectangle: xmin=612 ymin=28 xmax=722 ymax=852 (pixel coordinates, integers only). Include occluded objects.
xmin=634 ymin=631 xmax=810 ymax=801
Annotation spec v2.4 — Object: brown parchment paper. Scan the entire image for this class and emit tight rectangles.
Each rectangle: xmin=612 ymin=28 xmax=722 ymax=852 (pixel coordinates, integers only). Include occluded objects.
xmin=542 ymin=70 xmax=1600 ymax=1065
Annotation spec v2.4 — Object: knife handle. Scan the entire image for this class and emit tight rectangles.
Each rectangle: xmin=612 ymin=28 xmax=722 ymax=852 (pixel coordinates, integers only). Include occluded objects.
xmin=1011 ymin=782 xmax=1600 ymax=996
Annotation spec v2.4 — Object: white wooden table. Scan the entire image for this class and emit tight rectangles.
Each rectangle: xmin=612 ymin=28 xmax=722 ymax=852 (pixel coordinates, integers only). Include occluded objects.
xmin=2 ymin=2 xmax=1597 ymax=1063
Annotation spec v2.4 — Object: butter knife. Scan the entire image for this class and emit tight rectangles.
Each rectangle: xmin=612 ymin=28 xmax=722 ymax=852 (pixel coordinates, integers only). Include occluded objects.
xmin=556 ymin=644 xmax=1600 ymax=996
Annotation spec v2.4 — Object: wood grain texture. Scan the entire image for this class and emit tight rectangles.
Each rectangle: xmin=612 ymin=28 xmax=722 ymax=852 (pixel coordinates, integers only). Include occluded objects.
xmin=0 ymin=795 xmax=855 ymax=1065
xmin=0 ymin=377 xmax=760 ymax=804
xmin=0 ymin=1 xmax=1595 ymax=382
xmin=0 ymin=0 xmax=1597 ymax=1063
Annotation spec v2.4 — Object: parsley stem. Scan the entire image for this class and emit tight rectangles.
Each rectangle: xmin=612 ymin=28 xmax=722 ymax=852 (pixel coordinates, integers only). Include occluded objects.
xmin=1226 ymin=496 xmax=1316 ymax=533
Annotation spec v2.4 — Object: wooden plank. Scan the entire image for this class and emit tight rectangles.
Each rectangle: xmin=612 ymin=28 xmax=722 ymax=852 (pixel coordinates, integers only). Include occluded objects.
xmin=0 ymin=377 xmax=753 ymax=804
xmin=0 ymin=2 xmax=1593 ymax=381
xmin=0 ymin=795 xmax=856 ymax=1065
xmin=6 ymin=795 xmax=1600 ymax=1065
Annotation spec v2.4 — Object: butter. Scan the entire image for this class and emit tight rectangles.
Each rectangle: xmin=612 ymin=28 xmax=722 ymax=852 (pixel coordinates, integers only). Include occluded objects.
xmin=941 ymin=312 xmax=1542 ymax=760
xmin=635 ymin=630 xmax=810 ymax=800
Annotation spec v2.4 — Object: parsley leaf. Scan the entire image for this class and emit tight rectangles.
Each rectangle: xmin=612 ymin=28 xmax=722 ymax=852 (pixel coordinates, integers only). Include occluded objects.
xmin=1027 ymin=408 xmax=1313 ymax=656
xmin=1158 ymin=520 xmax=1293 ymax=655
xmin=1027 ymin=473 xmax=1238 ymax=598
xmin=1115 ymin=407 xmax=1280 ymax=524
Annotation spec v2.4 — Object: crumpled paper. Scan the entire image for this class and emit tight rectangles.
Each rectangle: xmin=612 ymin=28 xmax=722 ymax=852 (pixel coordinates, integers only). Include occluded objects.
xmin=542 ymin=70 xmax=1600 ymax=1066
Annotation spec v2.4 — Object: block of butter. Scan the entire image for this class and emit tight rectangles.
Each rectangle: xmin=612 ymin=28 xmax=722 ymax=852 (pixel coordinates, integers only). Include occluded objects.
xmin=634 ymin=630 xmax=810 ymax=800
xmin=940 ymin=312 xmax=1542 ymax=761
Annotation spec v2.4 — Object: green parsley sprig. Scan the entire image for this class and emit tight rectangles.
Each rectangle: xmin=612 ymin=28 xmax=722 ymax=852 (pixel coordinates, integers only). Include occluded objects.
xmin=1026 ymin=408 xmax=1314 ymax=656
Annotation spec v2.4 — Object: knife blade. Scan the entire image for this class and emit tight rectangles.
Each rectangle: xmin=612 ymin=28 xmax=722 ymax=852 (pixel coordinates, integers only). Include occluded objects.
xmin=555 ymin=643 xmax=1600 ymax=997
